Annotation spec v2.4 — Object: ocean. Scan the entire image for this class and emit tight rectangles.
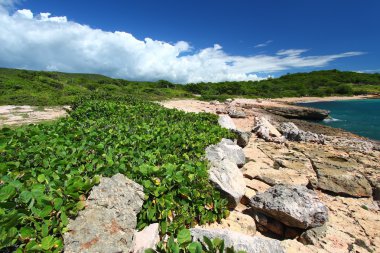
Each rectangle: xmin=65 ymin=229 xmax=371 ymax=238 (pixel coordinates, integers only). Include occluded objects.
xmin=299 ymin=99 xmax=380 ymax=141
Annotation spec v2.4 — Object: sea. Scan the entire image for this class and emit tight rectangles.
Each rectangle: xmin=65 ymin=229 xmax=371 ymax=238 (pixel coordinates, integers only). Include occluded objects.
xmin=299 ymin=99 xmax=380 ymax=141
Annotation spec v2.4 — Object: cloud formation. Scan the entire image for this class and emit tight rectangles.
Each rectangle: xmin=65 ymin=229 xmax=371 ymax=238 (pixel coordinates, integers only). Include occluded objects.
xmin=254 ymin=40 xmax=273 ymax=48
xmin=0 ymin=6 xmax=365 ymax=83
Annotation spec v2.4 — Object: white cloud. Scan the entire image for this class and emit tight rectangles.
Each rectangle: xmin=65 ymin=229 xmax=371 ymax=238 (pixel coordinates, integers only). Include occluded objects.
xmin=0 ymin=7 xmax=365 ymax=83
xmin=254 ymin=40 xmax=273 ymax=48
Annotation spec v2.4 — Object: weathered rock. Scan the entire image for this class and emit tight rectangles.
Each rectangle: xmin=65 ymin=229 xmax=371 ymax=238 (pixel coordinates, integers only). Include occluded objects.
xmin=206 ymin=138 xmax=246 ymax=167
xmin=190 ymin=228 xmax=284 ymax=253
xmin=209 ymin=100 xmax=220 ymax=105
xmin=281 ymin=240 xmax=326 ymax=253
xmin=250 ymin=211 xmax=285 ymax=236
xmin=216 ymin=107 xmax=227 ymax=114
xmin=232 ymin=129 xmax=252 ymax=147
xmin=257 ymin=104 xmax=329 ymax=120
xmin=249 ymin=185 xmax=328 ymax=229
xmin=279 ymin=122 xmax=324 ymax=144
xmin=228 ymin=107 xmax=247 ymax=118
xmin=244 ymin=178 xmax=271 ymax=193
xmin=131 ymin=223 xmax=160 ymax=253
xmin=64 ymin=174 xmax=145 ymax=253
xmin=299 ymin=224 xmax=327 ymax=246
xmin=200 ymin=211 xmax=256 ymax=236
xmin=252 ymin=117 xmax=285 ymax=143
xmin=209 ymin=159 xmax=246 ymax=208
xmin=218 ymin=115 xmax=237 ymax=130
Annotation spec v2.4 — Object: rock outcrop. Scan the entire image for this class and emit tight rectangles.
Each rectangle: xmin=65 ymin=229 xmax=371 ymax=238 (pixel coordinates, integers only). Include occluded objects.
xmin=257 ymin=104 xmax=329 ymax=120
xmin=249 ymin=185 xmax=328 ymax=229
xmin=227 ymin=107 xmax=247 ymax=118
xmin=206 ymin=138 xmax=246 ymax=167
xmin=232 ymin=129 xmax=252 ymax=147
xmin=190 ymin=228 xmax=284 ymax=253
xmin=279 ymin=122 xmax=325 ymax=144
xmin=64 ymin=174 xmax=145 ymax=253
xmin=252 ymin=117 xmax=284 ymax=143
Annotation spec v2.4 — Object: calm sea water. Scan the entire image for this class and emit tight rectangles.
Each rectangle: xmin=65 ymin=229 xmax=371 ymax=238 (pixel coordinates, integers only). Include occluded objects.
xmin=299 ymin=99 xmax=380 ymax=141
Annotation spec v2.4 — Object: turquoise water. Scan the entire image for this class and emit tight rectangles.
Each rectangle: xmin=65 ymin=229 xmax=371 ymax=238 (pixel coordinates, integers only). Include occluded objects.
xmin=300 ymin=99 xmax=380 ymax=141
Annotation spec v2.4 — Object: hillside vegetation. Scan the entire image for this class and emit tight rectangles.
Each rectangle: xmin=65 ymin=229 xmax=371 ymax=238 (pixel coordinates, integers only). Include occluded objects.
xmin=1 ymin=68 xmax=380 ymax=106
xmin=0 ymin=96 xmax=232 ymax=252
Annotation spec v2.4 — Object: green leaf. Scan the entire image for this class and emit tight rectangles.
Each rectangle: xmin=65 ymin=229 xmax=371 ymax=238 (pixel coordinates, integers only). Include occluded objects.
xmin=177 ymin=228 xmax=191 ymax=245
xmin=41 ymin=235 xmax=54 ymax=250
xmin=144 ymin=249 xmax=156 ymax=253
xmin=37 ymin=174 xmax=46 ymax=183
xmin=203 ymin=236 xmax=214 ymax=251
xmin=0 ymin=185 xmax=17 ymax=202
xmin=188 ymin=242 xmax=202 ymax=253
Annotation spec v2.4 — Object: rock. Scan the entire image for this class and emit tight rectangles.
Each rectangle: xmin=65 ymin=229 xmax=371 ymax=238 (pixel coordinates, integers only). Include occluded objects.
xmin=244 ymin=178 xmax=271 ymax=193
xmin=281 ymin=240 xmax=325 ymax=253
xmin=299 ymin=224 xmax=327 ymax=246
xmin=216 ymin=107 xmax=227 ymax=114
xmin=257 ymin=104 xmax=329 ymax=120
xmin=250 ymin=211 xmax=285 ymax=236
xmin=249 ymin=185 xmax=328 ymax=229
xmin=206 ymin=138 xmax=246 ymax=167
xmin=279 ymin=122 xmax=324 ymax=144
xmin=218 ymin=115 xmax=237 ymax=130
xmin=253 ymin=117 xmax=282 ymax=137
xmin=200 ymin=211 xmax=256 ymax=236
xmin=64 ymin=174 xmax=145 ymax=253
xmin=190 ymin=228 xmax=284 ymax=253
xmin=131 ymin=223 xmax=160 ymax=253
xmin=228 ymin=108 xmax=247 ymax=118
xmin=209 ymin=159 xmax=246 ymax=208
xmin=210 ymin=100 xmax=219 ymax=105
xmin=232 ymin=129 xmax=252 ymax=147
xmin=226 ymin=98 xmax=233 ymax=103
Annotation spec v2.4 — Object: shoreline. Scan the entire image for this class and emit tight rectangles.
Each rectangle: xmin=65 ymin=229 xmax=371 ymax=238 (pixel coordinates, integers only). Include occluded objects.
xmin=271 ymin=94 xmax=379 ymax=104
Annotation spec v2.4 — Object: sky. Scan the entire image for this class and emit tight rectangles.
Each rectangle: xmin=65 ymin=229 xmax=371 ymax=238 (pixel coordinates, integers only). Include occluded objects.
xmin=0 ymin=0 xmax=379 ymax=83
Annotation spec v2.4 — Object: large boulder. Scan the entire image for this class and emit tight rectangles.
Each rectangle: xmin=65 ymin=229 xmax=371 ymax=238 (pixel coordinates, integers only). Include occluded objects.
xmin=252 ymin=117 xmax=284 ymax=143
xmin=218 ymin=115 xmax=237 ymax=130
xmin=206 ymin=138 xmax=246 ymax=167
xmin=209 ymin=159 xmax=246 ymax=208
xmin=249 ymin=185 xmax=328 ymax=229
xmin=231 ymin=129 xmax=252 ymax=148
xmin=64 ymin=174 xmax=145 ymax=253
xmin=190 ymin=228 xmax=284 ymax=253
xmin=227 ymin=107 xmax=247 ymax=118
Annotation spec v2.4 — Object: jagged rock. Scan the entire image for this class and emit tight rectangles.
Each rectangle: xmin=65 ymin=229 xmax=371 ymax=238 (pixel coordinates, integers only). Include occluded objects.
xmin=227 ymin=107 xmax=247 ymax=118
xmin=216 ymin=107 xmax=227 ymax=114
xmin=253 ymin=117 xmax=282 ymax=137
xmin=232 ymin=129 xmax=252 ymax=147
xmin=249 ymin=185 xmax=328 ymax=229
xmin=64 ymin=174 xmax=145 ymax=253
xmin=209 ymin=100 xmax=220 ymax=105
xmin=279 ymin=122 xmax=324 ymax=144
xmin=206 ymin=138 xmax=246 ymax=167
xmin=131 ymin=223 xmax=160 ymax=253
xmin=200 ymin=211 xmax=256 ymax=236
xmin=281 ymin=240 xmax=326 ymax=253
xmin=190 ymin=228 xmax=284 ymax=253
xmin=252 ymin=117 xmax=285 ymax=143
xmin=299 ymin=224 xmax=327 ymax=246
xmin=218 ymin=115 xmax=237 ymax=130
xmin=209 ymin=159 xmax=246 ymax=208
xmin=257 ymin=104 xmax=329 ymax=120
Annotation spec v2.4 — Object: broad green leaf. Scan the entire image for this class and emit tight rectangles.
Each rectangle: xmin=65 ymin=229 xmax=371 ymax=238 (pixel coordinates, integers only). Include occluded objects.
xmin=0 ymin=185 xmax=16 ymax=202
xmin=177 ymin=228 xmax=191 ymax=245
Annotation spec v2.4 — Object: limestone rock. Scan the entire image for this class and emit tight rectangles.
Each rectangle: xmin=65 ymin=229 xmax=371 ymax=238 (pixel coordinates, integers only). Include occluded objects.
xmin=250 ymin=211 xmax=285 ymax=236
xmin=279 ymin=122 xmax=324 ymax=144
xmin=190 ymin=228 xmax=284 ymax=253
xmin=131 ymin=223 xmax=160 ymax=253
xmin=232 ymin=129 xmax=252 ymax=147
xmin=209 ymin=159 xmax=246 ymax=208
xmin=206 ymin=138 xmax=246 ymax=167
xmin=200 ymin=211 xmax=256 ymax=236
xmin=218 ymin=115 xmax=237 ymax=130
xmin=252 ymin=117 xmax=283 ymax=142
xmin=249 ymin=185 xmax=328 ymax=229
xmin=257 ymin=104 xmax=329 ymax=120
xmin=299 ymin=224 xmax=327 ymax=246
xmin=64 ymin=174 xmax=145 ymax=253
xmin=227 ymin=107 xmax=247 ymax=118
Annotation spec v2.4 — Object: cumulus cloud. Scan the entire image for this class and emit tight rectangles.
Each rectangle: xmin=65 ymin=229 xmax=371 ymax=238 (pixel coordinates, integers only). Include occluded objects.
xmin=0 ymin=6 xmax=365 ymax=83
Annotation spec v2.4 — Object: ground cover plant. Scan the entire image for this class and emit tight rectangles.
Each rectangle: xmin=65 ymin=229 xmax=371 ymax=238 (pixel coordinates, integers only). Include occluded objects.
xmin=0 ymin=96 xmax=232 ymax=252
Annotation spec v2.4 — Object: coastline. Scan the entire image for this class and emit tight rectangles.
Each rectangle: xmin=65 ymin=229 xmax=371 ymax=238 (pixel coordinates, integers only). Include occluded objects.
xmin=271 ymin=94 xmax=379 ymax=104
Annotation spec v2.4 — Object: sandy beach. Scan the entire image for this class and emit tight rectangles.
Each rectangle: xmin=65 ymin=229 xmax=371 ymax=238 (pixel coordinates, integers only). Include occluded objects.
xmin=272 ymin=94 xmax=379 ymax=103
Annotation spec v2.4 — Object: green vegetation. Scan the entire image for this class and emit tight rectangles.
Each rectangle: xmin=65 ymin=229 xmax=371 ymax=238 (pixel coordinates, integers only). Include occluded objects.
xmin=0 ymin=96 xmax=232 ymax=252
xmin=147 ymin=228 xmax=246 ymax=253
xmin=1 ymin=68 xmax=380 ymax=106
xmin=0 ymin=68 xmax=193 ymax=105
xmin=184 ymin=70 xmax=380 ymax=100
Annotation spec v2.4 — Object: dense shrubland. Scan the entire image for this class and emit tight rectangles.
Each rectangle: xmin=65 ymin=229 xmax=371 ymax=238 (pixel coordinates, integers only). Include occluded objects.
xmin=1 ymin=68 xmax=380 ymax=106
xmin=0 ymin=96 xmax=232 ymax=252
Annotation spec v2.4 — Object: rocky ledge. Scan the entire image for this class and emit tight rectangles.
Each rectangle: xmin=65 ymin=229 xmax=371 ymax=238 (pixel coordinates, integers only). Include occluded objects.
xmin=161 ymin=98 xmax=380 ymax=253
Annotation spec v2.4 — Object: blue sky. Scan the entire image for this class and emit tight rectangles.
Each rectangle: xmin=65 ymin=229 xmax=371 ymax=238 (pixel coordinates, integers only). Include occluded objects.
xmin=0 ymin=0 xmax=379 ymax=83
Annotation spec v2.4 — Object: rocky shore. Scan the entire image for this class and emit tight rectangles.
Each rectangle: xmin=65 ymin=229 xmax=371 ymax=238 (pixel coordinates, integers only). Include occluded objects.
xmin=160 ymin=98 xmax=380 ymax=253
